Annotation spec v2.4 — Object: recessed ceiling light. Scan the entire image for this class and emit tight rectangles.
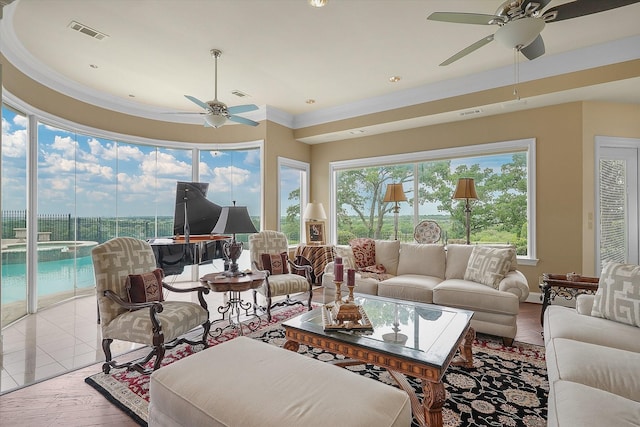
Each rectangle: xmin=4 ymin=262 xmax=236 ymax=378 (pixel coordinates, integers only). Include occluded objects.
xmin=128 ymin=94 xmax=136 ymax=98
xmin=389 ymin=76 xmax=401 ymax=83
xmin=308 ymin=0 xmax=327 ymax=7
xmin=349 ymin=130 xmax=365 ymax=135
xmin=89 ymin=64 xmax=98 ymax=69
xmin=306 ymin=99 xmax=316 ymax=104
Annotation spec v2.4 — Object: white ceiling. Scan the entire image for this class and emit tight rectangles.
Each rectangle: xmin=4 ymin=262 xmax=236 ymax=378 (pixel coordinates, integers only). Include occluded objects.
xmin=1 ymin=0 xmax=639 ymax=140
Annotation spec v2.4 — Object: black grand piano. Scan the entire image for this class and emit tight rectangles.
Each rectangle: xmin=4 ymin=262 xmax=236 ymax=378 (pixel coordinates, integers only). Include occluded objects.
xmin=149 ymin=181 xmax=228 ymax=275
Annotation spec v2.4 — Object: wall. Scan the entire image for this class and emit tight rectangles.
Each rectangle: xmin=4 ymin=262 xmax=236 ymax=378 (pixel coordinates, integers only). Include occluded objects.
xmin=310 ymin=102 xmax=639 ymax=293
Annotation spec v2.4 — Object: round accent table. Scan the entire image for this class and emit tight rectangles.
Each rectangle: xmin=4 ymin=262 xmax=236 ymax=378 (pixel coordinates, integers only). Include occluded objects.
xmin=200 ymin=270 xmax=267 ymax=336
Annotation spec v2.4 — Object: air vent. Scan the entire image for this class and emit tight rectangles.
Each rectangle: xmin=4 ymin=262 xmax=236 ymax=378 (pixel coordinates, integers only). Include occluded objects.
xmin=231 ymin=90 xmax=249 ymax=98
xmin=68 ymin=21 xmax=109 ymax=40
xmin=459 ymin=108 xmax=482 ymax=117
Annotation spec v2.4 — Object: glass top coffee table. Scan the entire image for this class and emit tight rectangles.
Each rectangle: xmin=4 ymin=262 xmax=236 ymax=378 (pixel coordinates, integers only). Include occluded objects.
xmin=282 ymin=295 xmax=475 ymax=427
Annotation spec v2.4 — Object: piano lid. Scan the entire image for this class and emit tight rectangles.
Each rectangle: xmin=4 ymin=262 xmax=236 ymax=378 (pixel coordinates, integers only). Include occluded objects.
xmin=173 ymin=181 xmax=223 ymax=236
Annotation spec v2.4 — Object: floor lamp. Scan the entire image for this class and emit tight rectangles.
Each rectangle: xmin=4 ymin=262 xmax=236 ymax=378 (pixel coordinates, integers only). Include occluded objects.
xmin=383 ymin=183 xmax=407 ymax=240
xmin=452 ymin=178 xmax=478 ymax=245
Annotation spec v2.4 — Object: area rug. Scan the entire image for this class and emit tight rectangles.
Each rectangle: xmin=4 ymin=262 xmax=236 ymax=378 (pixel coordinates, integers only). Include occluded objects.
xmin=86 ymin=309 xmax=548 ymax=427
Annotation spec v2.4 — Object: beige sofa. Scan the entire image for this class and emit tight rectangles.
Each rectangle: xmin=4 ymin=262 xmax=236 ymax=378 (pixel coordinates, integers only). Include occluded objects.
xmin=544 ymin=295 xmax=640 ymax=426
xmin=322 ymin=241 xmax=529 ymax=345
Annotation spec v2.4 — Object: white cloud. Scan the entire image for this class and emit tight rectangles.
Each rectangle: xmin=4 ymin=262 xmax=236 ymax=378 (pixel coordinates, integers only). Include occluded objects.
xmin=51 ymin=135 xmax=79 ymax=157
xmin=1 ymin=120 xmax=27 ymax=158
xmin=209 ymin=166 xmax=252 ymax=192
xmin=13 ymin=115 xmax=28 ymax=128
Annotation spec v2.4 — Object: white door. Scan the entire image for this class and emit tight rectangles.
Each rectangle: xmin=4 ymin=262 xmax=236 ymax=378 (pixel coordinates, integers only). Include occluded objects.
xmin=596 ymin=137 xmax=640 ymax=273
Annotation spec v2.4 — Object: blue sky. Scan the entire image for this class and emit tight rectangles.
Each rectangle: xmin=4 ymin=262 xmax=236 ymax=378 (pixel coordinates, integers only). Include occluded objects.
xmin=1 ymin=107 xmax=262 ymax=218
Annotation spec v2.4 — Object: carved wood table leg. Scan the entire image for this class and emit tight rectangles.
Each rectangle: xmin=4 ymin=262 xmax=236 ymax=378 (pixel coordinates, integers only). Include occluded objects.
xmin=283 ymin=339 xmax=299 ymax=352
xmin=451 ymin=327 xmax=475 ymax=368
xmin=423 ymin=380 xmax=446 ymax=427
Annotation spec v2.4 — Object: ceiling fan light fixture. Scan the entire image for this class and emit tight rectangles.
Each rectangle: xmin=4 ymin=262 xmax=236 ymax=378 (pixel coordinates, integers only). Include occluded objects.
xmin=205 ymin=113 xmax=227 ymax=128
xmin=308 ymin=0 xmax=327 ymax=7
xmin=494 ymin=17 xmax=545 ymax=49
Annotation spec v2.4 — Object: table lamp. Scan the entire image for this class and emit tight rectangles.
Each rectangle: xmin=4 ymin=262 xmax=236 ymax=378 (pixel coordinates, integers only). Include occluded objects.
xmin=303 ymin=201 xmax=327 ymax=244
xmin=452 ymin=178 xmax=478 ymax=245
xmin=212 ymin=201 xmax=258 ymax=276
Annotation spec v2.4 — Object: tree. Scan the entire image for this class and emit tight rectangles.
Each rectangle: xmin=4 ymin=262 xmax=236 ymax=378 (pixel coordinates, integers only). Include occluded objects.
xmin=336 ymin=165 xmax=412 ymax=242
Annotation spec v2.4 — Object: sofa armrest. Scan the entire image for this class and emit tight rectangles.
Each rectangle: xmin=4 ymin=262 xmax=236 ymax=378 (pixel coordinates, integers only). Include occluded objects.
xmin=498 ymin=270 xmax=529 ymax=301
xmin=324 ymin=261 xmax=335 ymax=275
xmin=576 ymin=294 xmax=595 ymax=315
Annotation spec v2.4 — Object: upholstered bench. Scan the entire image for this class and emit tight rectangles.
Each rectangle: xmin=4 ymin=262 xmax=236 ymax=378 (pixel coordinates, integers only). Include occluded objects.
xmin=148 ymin=336 xmax=412 ymax=427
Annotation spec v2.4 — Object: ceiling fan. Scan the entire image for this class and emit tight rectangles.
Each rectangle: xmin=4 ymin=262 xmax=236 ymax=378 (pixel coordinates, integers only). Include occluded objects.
xmin=428 ymin=0 xmax=640 ymax=66
xmin=183 ymin=49 xmax=259 ymax=128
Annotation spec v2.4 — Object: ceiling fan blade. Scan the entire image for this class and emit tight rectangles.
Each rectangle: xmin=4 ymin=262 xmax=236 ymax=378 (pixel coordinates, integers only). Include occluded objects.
xmin=227 ymin=104 xmax=258 ymax=114
xmin=228 ymin=115 xmax=259 ymax=127
xmin=521 ymin=34 xmax=545 ymax=60
xmin=427 ymin=12 xmax=498 ymax=25
xmin=439 ymin=34 xmax=494 ymax=66
xmin=545 ymin=0 xmax=640 ymax=22
xmin=184 ymin=95 xmax=211 ymax=111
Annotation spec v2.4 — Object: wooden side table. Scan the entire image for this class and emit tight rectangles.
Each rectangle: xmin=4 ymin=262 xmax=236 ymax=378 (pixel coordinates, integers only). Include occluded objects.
xmin=294 ymin=244 xmax=335 ymax=284
xmin=200 ymin=270 xmax=266 ymax=336
xmin=539 ymin=273 xmax=599 ymax=325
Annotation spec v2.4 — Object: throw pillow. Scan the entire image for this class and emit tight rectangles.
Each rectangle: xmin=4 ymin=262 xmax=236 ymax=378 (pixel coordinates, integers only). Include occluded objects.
xmin=261 ymin=252 xmax=289 ymax=275
xmin=335 ymin=245 xmax=356 ymax=270
xmin=591 ymin=261 xmax=640 ymax=328
xmin=350 ymin=237 xmax=376 ymax=269
xmin=463 ymin=246 xmax=515 ymax=289
xmin=126 ymin=268 xmax=165 ymax=304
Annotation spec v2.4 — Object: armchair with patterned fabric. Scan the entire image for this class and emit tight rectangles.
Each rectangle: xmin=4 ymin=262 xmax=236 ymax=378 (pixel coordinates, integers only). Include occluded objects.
xmin=248 ymin=230 xmax=313 ymax=321
xmin=92 ymin=237 xmax=211 ymax=374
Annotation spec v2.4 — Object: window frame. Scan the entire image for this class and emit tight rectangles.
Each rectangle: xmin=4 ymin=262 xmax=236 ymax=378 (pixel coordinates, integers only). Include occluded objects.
xmin=329 ymin=138 xmax=537 ymax=265
xmin=277 ymin=156 xmax=310 ymax=244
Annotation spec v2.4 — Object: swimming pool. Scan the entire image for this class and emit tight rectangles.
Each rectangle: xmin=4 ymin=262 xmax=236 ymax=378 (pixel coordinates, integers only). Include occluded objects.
xmin=1 ymin=256 xmax=95 ymax=304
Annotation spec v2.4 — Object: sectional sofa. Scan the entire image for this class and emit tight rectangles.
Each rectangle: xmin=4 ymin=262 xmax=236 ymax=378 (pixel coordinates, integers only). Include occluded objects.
xmin=543 ymin=262 xmax=640 ymax=426
xmin=322 ymin=240 xmax=529 ymax=345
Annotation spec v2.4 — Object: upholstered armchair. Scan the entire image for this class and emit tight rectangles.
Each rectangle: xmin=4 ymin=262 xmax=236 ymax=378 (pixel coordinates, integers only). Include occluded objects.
xmin=92 ymin=237 xmax=211 ymax=374
xmin=248 ymin=230 xmax=313 ymax=321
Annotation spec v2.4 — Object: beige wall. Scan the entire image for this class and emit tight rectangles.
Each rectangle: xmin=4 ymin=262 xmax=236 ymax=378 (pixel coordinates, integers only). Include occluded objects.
xmin=311 ymin=102 xmax=640 ymax=293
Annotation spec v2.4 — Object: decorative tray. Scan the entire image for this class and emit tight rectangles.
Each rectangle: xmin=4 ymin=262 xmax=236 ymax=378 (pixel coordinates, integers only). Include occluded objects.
xmin=322 ymin=303 xmax=374 ymax=331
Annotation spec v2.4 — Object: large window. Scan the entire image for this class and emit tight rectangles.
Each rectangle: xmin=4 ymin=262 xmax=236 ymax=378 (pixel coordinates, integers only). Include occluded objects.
xmin=1 ymin=100 xmax=263 ymax=325
xmin=278 ymin=157 xmax=309 ymax=245
xmin=331 ymin=139 xmax=536 ymax=261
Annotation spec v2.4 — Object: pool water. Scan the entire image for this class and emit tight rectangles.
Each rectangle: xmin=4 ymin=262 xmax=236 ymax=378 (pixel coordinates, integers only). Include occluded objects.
xmin=1 ymin=256 xmax=95 ymax=304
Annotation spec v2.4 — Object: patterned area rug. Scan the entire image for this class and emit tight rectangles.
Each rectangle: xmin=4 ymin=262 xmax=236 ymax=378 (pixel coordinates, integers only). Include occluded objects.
xmin=86 ymin=307 xmax=548 ymax=427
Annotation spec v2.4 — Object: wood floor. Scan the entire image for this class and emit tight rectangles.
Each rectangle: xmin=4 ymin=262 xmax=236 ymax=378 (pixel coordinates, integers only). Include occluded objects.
xmin=0 ymin=301 xmax=544 ymax=427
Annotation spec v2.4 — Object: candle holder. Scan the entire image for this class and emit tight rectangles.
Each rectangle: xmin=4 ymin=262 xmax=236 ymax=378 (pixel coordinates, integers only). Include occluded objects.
xmin=323 ymin=278 xmax=373 ymax=331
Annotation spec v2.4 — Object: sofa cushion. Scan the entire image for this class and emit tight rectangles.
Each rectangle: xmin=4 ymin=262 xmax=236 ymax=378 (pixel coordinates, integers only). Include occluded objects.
xmin=464 ymin=246 xmax=515 ymax=289
xmin=544 ymin=305 xmax=640 ymax=353
xmin=547 ymin=380 xmax=640 ymax=427
xmin=445 ymin=244 xmax=517 ymax=279
xmin=350 ymin=238 xmax=376 ymax=269
xmin=375 ymin=240 xmax=400 ymax=276
xmin=592 ymin=261 xmax=640 ymax=328
xmin=396 ymin=243 xmax=445 ymax=278
xmin=377 ymin=274 xmax=441 ymax=304
xmin=433 ymin=279 xmax=520 ymax=315
xmin=546 ymin=337 xmax=640 ymax=402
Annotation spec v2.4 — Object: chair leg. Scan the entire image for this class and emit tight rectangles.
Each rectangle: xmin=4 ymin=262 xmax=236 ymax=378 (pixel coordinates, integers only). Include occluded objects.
xmin=153 ymin=345 xmax=166 ymax=371
xmin=266 ymin=294 xmax=272 ymax=322
xmin=307 ymin=285 xmax=313 ymax=311
xmin=101 ymin=338 xmax=114 ymax=374
xmin=201 ymin=320 xmax=211 ymax=348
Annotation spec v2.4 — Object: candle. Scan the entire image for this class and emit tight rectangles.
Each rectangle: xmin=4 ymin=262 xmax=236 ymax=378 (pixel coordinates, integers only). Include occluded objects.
xmin=335 ymin=256 xmax=342 ymax=265
xmin=334 ymin=263 xmax=344 ymax=282
xmin=347 ymin=268 xmax=355 ymax=286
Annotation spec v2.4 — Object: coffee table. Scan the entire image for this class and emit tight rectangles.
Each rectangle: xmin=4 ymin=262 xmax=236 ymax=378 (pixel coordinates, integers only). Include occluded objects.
xmin=282 ymin=295 xmax=474 ymax=427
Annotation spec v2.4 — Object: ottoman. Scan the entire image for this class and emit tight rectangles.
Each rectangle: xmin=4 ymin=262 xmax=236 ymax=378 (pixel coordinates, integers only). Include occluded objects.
xmin=149 ymin=336 xmax=412 ymax=427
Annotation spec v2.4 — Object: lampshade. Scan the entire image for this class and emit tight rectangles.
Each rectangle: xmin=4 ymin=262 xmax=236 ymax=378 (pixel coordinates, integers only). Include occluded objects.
xmin=303 ymin=201 xmax=327 ymax=220
xmin=212 ymin=205 xmax=258 ymax=235
xmin=452 ymin=178 xmax=478 ymax=200
xmin=494 ymin=17 xmax=545 ymax=50
xmin=204 ymin=113 xmax=227 ymax=128
xmin=383 ymin=183 xmax=407 ymax=203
